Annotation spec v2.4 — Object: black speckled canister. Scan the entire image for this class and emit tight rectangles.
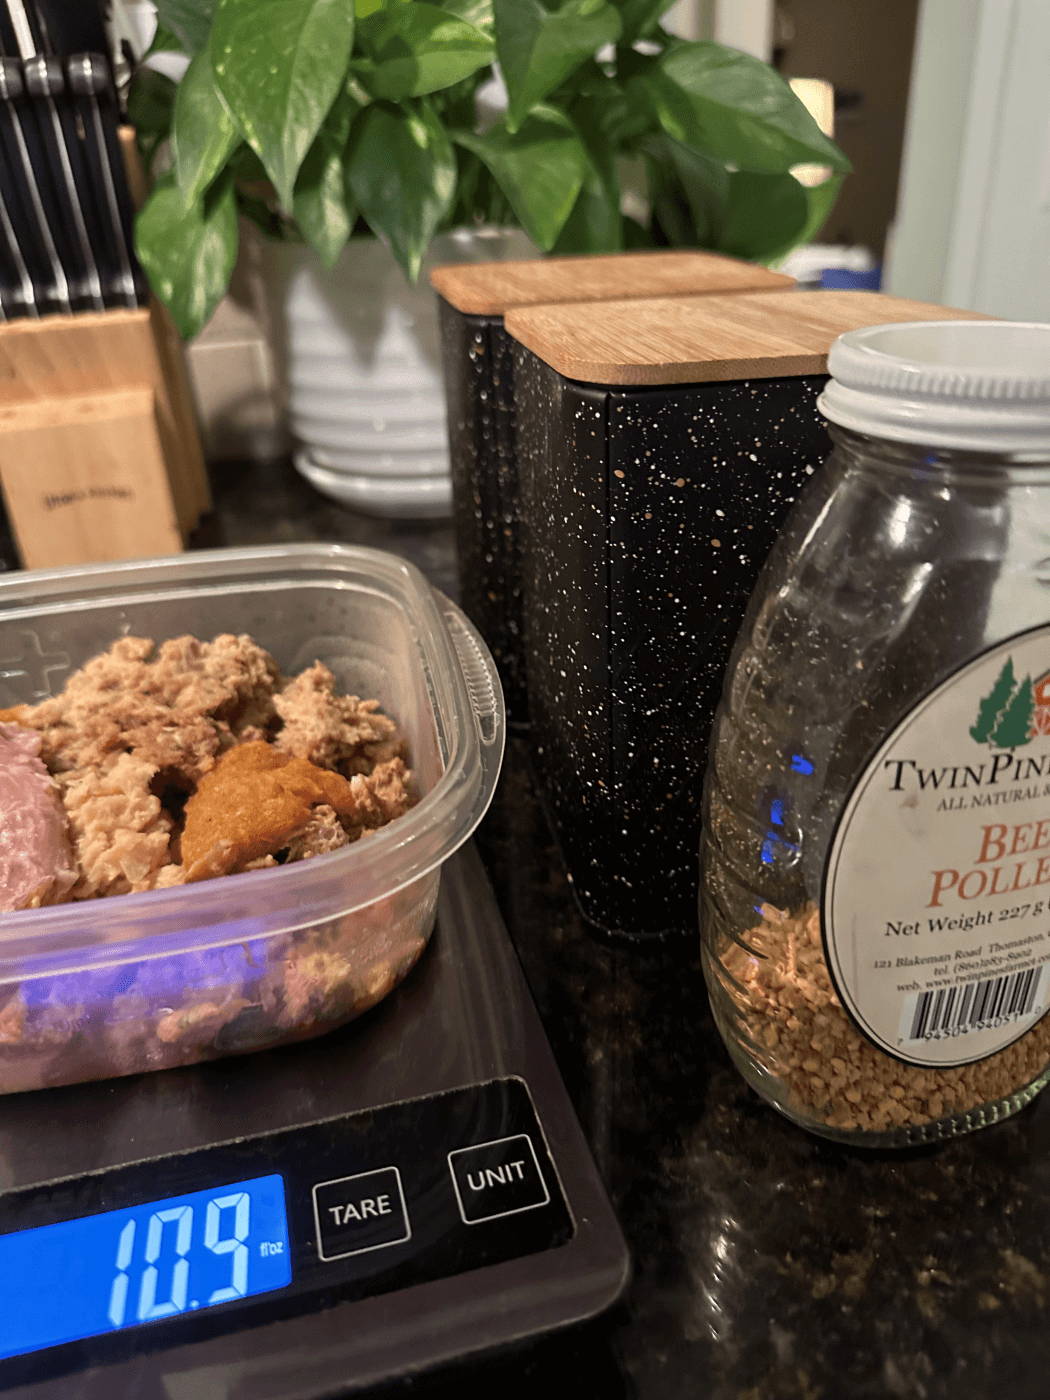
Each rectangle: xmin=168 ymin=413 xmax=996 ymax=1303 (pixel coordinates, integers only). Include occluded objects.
xmin=432 ymin=253 xmax=794 ymax=726
xmin=436 ymin=298 xmax=525 ymax=719
xmin=508 ymin=289 xmax=970 ymax=937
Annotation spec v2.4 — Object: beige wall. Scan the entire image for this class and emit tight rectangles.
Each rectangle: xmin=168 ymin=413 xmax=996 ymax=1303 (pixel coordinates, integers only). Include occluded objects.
xmin=186 ymin=228 xmax=287 ymax=463
xmin=776 ymin=0 xmax=919 ymax=257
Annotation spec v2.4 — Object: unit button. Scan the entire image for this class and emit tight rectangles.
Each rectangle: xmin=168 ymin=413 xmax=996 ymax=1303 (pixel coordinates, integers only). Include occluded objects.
xmin=448 ymin=1134 xmax=551 ymax=1225
xmin=312 ymin=1167 xmax=411 ymax=1261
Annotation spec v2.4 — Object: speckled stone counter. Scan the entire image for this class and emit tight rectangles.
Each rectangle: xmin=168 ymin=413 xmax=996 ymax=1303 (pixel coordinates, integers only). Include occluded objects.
xmin=201 ymin=459 xmax=1050 ymax=1400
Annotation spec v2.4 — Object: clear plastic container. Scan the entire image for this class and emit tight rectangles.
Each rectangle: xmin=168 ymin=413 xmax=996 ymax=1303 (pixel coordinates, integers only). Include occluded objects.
xmin=701 ymin=321 xmax=1050 ymax=1147
xmin=0 ymin=544 xmax=504 ymax=1093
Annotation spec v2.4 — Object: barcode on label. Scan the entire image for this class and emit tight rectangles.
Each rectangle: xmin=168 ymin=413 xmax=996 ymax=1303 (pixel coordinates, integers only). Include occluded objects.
xmin=904 ymin=964 xmax=1045 ymax=1042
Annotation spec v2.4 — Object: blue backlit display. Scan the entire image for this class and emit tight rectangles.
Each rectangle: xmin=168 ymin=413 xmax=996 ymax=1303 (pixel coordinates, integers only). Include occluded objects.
xmin=0 ymin=1174 xmax=291 ymax=1361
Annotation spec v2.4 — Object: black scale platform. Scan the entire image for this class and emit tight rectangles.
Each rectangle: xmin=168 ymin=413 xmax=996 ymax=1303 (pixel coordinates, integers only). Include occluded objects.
xmin=0 ymin=846 xmax=629 ymax=1397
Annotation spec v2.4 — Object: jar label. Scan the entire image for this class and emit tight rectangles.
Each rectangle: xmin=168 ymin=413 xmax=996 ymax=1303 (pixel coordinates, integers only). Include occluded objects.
xmin=823 ymin=626 xmax=1050 ymax=1068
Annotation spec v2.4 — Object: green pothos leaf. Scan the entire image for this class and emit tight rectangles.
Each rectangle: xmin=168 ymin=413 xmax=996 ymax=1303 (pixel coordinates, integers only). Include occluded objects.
xmin=346 ymin=99 xmax=456 ymax=277
xmin=135 ymin=171 xmax=239 ymax=338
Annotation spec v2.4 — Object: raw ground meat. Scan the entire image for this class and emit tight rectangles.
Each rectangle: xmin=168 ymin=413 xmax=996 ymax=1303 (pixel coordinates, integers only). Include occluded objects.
xmin=285 ymin=805 xmax=351 ymax=860
xmin=59 ymin=752 xmax=180 ymax=898
xmin=0 ymin=634 xmax=419 ymax=1086
xmin=0 ymin=722 xmax=77 ymax=910
xmin=274 ymin=662 xmax=405 ymax=774
xmin=16 ymin=634 xmax=280 ymax=784
xmin=7 ymin=635 xmax=413 ymax=898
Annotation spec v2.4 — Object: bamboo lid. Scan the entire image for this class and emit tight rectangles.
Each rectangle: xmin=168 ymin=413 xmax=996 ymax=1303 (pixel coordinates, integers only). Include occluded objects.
xmin=504 ymin=290 xmax=990 ymax=386
xmin=429 ymin=249 xmax=793 ymax=316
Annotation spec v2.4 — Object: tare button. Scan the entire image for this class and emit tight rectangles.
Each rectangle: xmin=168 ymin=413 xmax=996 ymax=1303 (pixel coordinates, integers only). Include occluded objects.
xmin=448 ymin=1135 xmax=550 ymax=1225
xmin=312 ymin=1167 xmax=410 ymax=1261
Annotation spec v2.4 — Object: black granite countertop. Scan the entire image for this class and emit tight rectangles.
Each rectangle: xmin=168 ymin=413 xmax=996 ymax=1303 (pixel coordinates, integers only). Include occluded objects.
xmin=206 ymin=458 xmax=1048 ymax=1399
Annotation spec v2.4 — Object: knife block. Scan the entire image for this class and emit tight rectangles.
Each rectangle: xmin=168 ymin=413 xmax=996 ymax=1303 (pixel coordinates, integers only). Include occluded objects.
xmin=507 ymin=289 xmax=987 ymax=938
xmin=431 ymin=251 xmax=793 ymax=725
xmin=0 ymin=303 xmax=208 ymax=569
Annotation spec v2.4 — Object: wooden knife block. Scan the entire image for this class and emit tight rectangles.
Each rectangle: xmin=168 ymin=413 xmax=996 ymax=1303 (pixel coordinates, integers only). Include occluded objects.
xmin=0 ymin=303 xmax=208 ymax=570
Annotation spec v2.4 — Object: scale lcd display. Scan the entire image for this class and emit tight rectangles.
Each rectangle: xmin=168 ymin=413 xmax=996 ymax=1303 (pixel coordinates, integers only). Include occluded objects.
xmin=0 ymin=1174 xmax=291 ymax=1361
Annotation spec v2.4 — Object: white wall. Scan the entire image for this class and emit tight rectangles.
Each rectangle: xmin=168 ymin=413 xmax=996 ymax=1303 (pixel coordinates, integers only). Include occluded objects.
xmin=665 ymin=0 xmax=706 ymax=41
xmin=665 ymin=0 xmax=774 ymax=54
xmin=886 ymin=0 xmax=1050 ymax=321
xmin=712 ymin=0 xmax=773 ymax=60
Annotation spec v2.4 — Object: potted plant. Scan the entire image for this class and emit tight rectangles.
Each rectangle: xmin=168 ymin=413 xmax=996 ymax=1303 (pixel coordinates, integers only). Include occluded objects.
xmin=133 ymin=0 xmax=849 ymax=516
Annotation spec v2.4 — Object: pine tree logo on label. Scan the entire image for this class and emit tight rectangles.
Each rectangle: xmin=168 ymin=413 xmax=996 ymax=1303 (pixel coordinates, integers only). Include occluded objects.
xmin=880 ymin=638 xmax=1050 ymax=796
xmin=970 ymin=657 xmax=1044 ymax=749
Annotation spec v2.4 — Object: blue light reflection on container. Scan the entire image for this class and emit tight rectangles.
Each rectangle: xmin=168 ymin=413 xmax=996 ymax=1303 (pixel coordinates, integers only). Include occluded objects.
xmin=761 ymin=787 xmax=802 ymax=867
xmin=760 ymin=831 xmax=800 ymax=866
xmin=757 ymin=758 xmax=811 ymax=865
xmin=22 ymin=927 xmax=273 ymax=1009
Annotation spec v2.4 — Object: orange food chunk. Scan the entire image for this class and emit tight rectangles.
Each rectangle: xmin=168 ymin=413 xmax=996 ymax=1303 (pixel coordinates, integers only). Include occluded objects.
xmin=181 ymin=742 xmax=359 ymax=880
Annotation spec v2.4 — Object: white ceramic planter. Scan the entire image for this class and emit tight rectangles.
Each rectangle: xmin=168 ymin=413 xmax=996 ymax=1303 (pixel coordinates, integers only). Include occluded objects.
xmin=263 ymin=229 xmax=535 ymax=518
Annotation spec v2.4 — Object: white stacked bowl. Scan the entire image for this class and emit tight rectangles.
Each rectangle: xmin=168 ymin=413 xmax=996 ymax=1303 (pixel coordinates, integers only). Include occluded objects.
xmin=265 ymin=229 xmax=536 ymax=519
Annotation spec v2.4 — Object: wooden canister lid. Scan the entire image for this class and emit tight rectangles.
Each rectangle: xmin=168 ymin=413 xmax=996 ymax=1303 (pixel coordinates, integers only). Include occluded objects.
xmin=504 ymin=289 xmax=990 ymax=386
xmin=429 ymin=249 xmax=793 ymax=316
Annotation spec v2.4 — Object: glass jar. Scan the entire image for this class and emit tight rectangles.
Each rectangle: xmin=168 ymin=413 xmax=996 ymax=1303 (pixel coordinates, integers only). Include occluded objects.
xmin=701 ymin=321 xmax=1050 ymax=1146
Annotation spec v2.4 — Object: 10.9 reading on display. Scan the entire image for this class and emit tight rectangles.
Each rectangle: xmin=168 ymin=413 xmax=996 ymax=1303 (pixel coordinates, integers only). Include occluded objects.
xmin=0 ymin=1174 xmax=291 ymax=1360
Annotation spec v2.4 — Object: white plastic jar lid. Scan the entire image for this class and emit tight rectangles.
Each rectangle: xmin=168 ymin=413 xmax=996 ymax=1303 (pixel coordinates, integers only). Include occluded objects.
xmin=817 ymin=320 xmax=1050 ymax=455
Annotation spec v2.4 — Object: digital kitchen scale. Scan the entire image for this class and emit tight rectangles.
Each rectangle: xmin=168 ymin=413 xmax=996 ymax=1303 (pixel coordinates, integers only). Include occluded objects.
xmin=0 ymin=845 xmax=629 ymax=1398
